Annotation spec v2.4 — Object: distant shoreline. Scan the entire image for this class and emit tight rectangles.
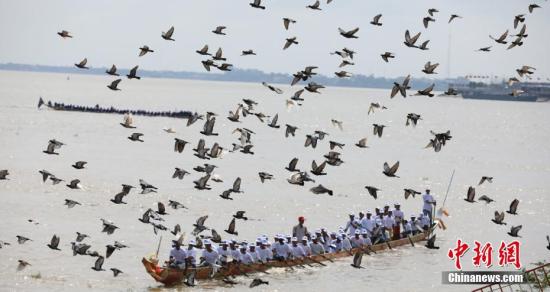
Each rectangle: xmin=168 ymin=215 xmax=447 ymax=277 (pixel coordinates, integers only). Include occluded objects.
xmin=0 ymin=62 xmax=462 ymax=91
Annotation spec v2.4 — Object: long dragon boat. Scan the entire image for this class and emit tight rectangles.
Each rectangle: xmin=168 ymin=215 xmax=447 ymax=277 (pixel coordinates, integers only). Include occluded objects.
xmin=142 ymin=230 xmax=430 ymax=286
xmin=37 ymin=97 xmax=192 ymax=119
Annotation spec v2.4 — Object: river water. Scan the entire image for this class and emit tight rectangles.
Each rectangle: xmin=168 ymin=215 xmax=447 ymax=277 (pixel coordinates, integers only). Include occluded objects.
xmin=0 ymin=70 xmax=549 ymax=291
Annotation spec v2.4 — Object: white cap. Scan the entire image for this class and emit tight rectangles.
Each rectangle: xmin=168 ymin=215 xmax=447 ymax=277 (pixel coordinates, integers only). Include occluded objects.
xmin=302 ymin=236 xmax=308 ymax=241
xmin=354 ymin=230 xmax=360 ymax=234
xmin=291 ymin=237 xmax=298 ymax=242
xmin=203 ymin=239 xmax=211 ymax=245
xmin=188 ymin=239 xmax=196 ymax=245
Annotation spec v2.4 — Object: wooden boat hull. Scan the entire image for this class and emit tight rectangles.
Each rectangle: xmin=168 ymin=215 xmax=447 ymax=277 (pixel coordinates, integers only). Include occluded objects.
xmin=142 ymin=231 xmax=429 ymax=286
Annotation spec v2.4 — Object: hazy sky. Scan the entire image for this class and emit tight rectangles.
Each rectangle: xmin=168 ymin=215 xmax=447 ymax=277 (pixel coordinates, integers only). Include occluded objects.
xmin=0 ymin=0 xmax=549 ymax=79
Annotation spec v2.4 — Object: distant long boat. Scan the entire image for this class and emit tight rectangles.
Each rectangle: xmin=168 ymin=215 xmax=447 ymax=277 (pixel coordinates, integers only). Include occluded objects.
xmin=142 ymin=230 xmax=429 ymax=286
xmin=451 ymin=82 xmax=550 ymax=102
xmin=37 ymin=97 xmax=192 ymax=119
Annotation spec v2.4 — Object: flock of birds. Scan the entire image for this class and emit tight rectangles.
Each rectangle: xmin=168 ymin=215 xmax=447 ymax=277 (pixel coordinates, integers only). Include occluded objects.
xmin=1 ymin=0 xmax=549 ymax=289
xmin=57 ymin=1 xmax=541 ymax=97
xmin=464 ymin=177 xmax=524 ymax=238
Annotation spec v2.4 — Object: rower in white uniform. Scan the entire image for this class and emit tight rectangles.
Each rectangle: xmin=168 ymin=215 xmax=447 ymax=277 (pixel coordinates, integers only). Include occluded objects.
xmin=350 ymin=230 xmax=364 ymax=248
xmin=238 ymin=244 xmax=254 ymax=264
xmin=185 ymin=239 xmax=198 ymax=267
xmin=392 ymin=203 xmax=404 ymax=240
xmin=402 ymin=219 xmax=412 ymax=237
xmin=248 ymin=244 xmax=260 ymax=263
xmin=309 ymin=235 xmax=326 ymax=255
xmin=361 ymin=229 xmax=373 ymax=246
xmin=200 ymin=239 xmax=219 ymax=266
xmin=290 ymin=237 xmax=306 ymax=259
xmin=168 ymin=240 xmax=186 ymax=268
xmin=422 ymin=189 xmax=436 ymax=221
xmin=300 ymin=236 xmax=312 ymax=256
xmin=258 ymin=240 xmax=273 ymax=262
xmin=229 ymin=240 xmax=241 ymax=260
xmin=273 ymin=236 xmax=291 ymax=260
xmin=361 ymin=211 xmax=376 ymax=236
xmin=341 ymin=233 xmax=352 ymax=251
xmin=382 ymin=210 xmax=396 ymax=239
xmin=344 ymin=213 xmax=360 ymax=235
xmin=217 ymin=240 xmax=231 ymax=264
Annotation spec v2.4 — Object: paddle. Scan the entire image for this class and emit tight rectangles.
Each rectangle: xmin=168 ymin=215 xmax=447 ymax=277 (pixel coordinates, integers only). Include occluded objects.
xmin=429 ymin=203 xmax=437 ymax=238
xmin=296 ymin=256 xmax=314 ymax=267
xmin=282 ymin=258 xmax=298 ymax=270
xmin=243 ymin=262 xmax=270 ymax=274
xmin=318 ymin=253 xmax=334 ymax=262
xmin=293 ymin=257 xmax=308 ymax=268
xmin=407 ymin=235 xmax=415 ymax=247
xmin=437 ymin=169 xmax=455 ymax=219
xmin=365 ymin=244 xmax=377 ymax=254
xmin=356 ymin=245 xmax=372 ymax=255
xmin=231 ymin=262 xmax=250 ymax=277
xmin=216 ymin=262 xmax=235 ymax=278
xmin=305 ymin=255 xmax=327 ymax=266
xmin=155 ymin=235 xmax=163 ymax=259
xmin=258 ymin=261 xmax=274 ymax=271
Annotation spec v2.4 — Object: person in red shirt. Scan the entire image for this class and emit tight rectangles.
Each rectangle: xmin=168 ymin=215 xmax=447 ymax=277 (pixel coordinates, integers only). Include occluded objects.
xmin=292 ymin=216 xmax=308 ymax=240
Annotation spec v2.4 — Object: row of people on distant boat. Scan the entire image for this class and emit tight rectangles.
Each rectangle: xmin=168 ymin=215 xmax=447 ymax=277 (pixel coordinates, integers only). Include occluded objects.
xmin=168 ymin=198 xmax=436 ymax=269
xmin=37 ymin=97 xmax=190 ymax=118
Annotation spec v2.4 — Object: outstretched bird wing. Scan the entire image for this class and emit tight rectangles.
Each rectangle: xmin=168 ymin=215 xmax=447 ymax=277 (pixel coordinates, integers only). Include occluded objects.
xmin=509 ymin=199 xmax=519 ymax=213
xmin=196 ymin=215 xmax=208 ymax=227
xmin=467 ymin=186 xmax=476 ymax=201
xmin=94 ymin=256 xmax=104 ymax=270
xmin=165 ymin=26 xmax=174 ymax=37
xmin=289 ymin=158 xmax=298 ymax=170
xmin=232 ymin=177 xmax=241 ymax=192
xmin=227 ymin=218 xmax=236 ymax=233
xmin=388 ymin=161 xmax=399 ymax=175
xmin=129 ymin=66 xmax=138 ymax=76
